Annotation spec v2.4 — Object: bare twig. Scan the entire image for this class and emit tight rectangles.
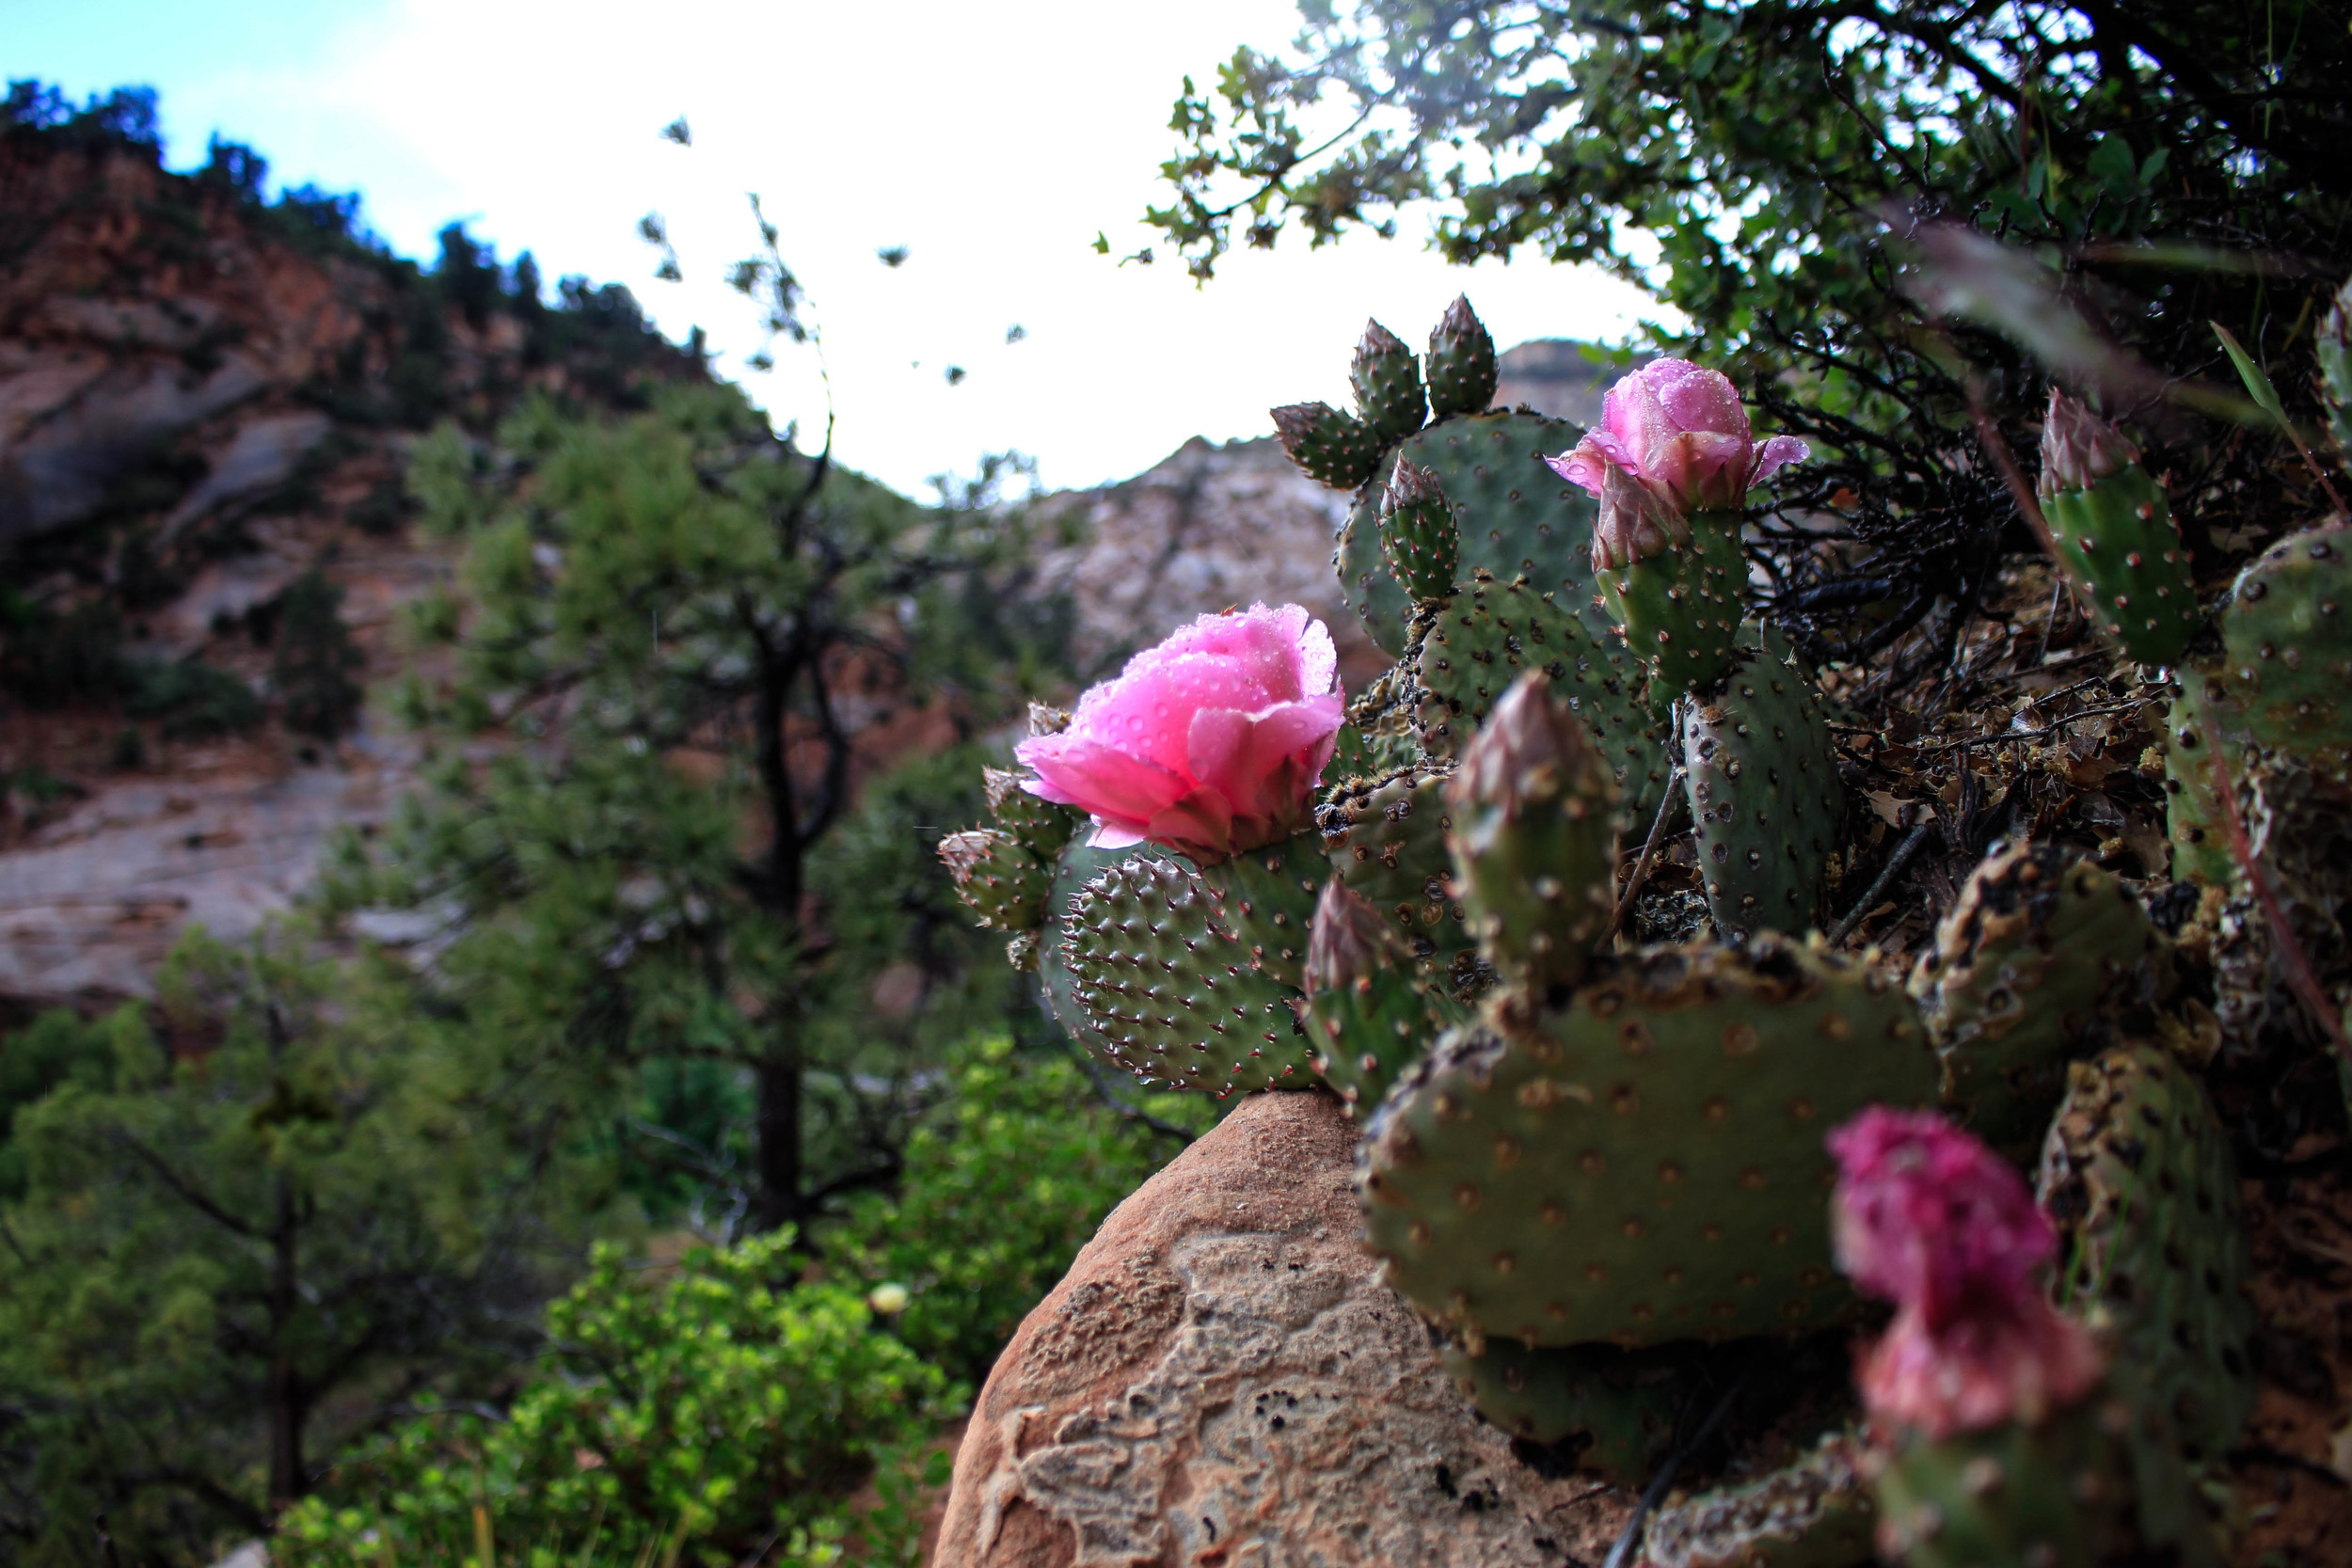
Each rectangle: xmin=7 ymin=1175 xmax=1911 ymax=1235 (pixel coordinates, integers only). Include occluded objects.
xmin=1827 ymin=822 xmax=1935 ymax=946
xmin=1603 ymin=765 xmax=1688 ymax=947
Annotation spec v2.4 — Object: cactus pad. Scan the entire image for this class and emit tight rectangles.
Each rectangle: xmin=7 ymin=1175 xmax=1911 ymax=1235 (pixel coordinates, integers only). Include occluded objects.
xmin=2207 ymin=520 xmax=2352 ymax=772
xmin=1335 ymin=410 xmax=1610 ymax=660
xmin=1350 ymin=319 xmax=1428 ymax=441
xmin=1682 ymin=633 xmax=1844 ymax=942
xmin=1316 ymin=767 xmax=1478 ymax=972
xmin=1908 ymin=843 xmax=2177 ymax=1164
xmin=1446 ymin=673 xmax=1621 ymax=995
xmin=1872 ymin=1391 xmax=2218 ymax=1568
xmin=1379 ymin=455 xmax=1462 ymax=602
xmin=1194 ymin=830 xmax=1327 ymax=991
xmin=1438 ymin=1337 xmax=1689 ymax=1483
xmin=1060 ymin=854 xmax=1311 ymax=1094
xmin=1643 ymin=1432 xmax=1877 ymax=1568
xmin=1425 ymin=294 xmax=1500 ymax=419
xmin=983 ymin=766 xmax=1081 ymax=860
xmin=938 ymin=828 xmax=1049 ymax=930
xmin=1360 ymin=938 xmax=1938 ymax=1349
xmin=1407 ymin=573 xmax=1672 ymax=825
xmin=2037 ymin=1044 xmax=2256 ymax=1463
xmin=1303 ymin=883 xmax=1468 ymax=1113
xmin=2042 ymin=466 xmax=2202 ymax=666
xmin=1596 ymin=510 xmax=1749 ymax=698
xmin=1271 ymin=401 xmax=1386 ymax=491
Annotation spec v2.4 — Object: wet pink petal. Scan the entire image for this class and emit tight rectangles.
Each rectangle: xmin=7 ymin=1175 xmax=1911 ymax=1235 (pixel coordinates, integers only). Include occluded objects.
xmin=1013 ymin=603 xmax=1343 ymax=863
xmin=1540 ymin=358 xmax=1807 ymax=512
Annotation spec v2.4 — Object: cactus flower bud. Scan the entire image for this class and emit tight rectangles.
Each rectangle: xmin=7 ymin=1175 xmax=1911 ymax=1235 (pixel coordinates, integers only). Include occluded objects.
xmin=1271 ymin=401 xmax=1386 ymax=490
xmin=1543 ymin=358 xmax=1809 ymax=514
xmin=1303 ymin=878 xmax=1392 ymax=999
xmin=1591 ymin=459 xmax=1688 ymax=572
xmin=1425 ymin=294 xmax=1499 ymax=418
xmin=2036 ymin=388 xmax=2140 ymax=498
xmin=1013 ymin=603 xmax=1343 ymax=865
xmin=1830 ymin=1108 xmax=2102 ymax=1438
xmin=1350 ymin=319 xmax=1428 ymax=441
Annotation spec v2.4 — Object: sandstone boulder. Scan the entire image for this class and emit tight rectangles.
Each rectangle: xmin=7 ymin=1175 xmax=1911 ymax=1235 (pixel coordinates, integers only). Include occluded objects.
xmin=934 ymin=1088 xmax=1635 ymax=1567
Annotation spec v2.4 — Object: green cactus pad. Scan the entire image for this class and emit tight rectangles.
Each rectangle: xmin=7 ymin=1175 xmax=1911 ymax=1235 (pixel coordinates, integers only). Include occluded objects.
xmin=2158 ymin=689 xmax=2237 ymax=888
xmin=1438 ymin=1337 xmax=1689 ymax=1483
xmin=1425 ymin=294 xmax=1500 ymax=419
xmin=2205 ymin=520 xmax=2352 ymax=773
xmin=1406 ymin=573 xmax=1672 ymax=826
xmin=1306 ymin=954 xmax=1467 ymax=1115
xmin=1379 ymin=457 xmax=1462 ymax=602
xmin=1271 ymin=401 xmax=1387 ymax=491
xmin=1872 ymin=1389 xmax=2218 ymax=1568
xmin=1446 ymin=674 xmax=1621 ymax=995
xmin=1194 ymin=830 xmax=1328 ymax=991
xmin=1039 ymin=837 xmax=1163 ymax=1045
xmin=983 ymin=767 xmax=1082 ymax=860
xmin=2037 ymin=1044 xmax=2255 ymax=1464
xmin=1334 ymin=410 xmax=1611 ymax=662
xmin=938 ymin=828 xmax=1050 ymax=931
xmin=1060 ymin=854 xmax=1312 ymax=1094
xmin=2323 ymin=279 xmax=2352 ymax=464
xmin=1643 ymin=1432 xmax=1878 ymax=1568
xmin=1350 ymin=319 xmax=1428 ymax=441
xmin=1682 ymin=632 xmax=1844 ymax=942
xmin=2042 ymin=466 xmax=2202 ymax=666
xmin=1597 ymin=510 xmax=1748 ymax=698
xmin=1316 ymin=767 xmax=1479 ymax=972
xmin=1360 ymin=937 xmax=1938 ymax=1349
xmin=1908 ymin=843 xmax=2177 ymax=1165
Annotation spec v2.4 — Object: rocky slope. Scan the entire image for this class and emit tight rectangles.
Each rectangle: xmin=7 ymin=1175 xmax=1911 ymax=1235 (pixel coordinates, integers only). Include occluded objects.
xmin=0 ymin=115 xmax=1627 ymax=1010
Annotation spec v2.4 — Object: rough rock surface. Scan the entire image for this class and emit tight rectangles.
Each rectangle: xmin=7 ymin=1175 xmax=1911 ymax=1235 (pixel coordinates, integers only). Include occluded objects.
xmin=935 ymin=1089 xmax=1635 ymax=1567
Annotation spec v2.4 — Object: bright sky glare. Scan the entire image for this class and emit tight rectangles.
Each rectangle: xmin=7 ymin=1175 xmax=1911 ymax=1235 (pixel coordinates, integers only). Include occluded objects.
xmin=6 ymin=0 xmax=1661 ymax=499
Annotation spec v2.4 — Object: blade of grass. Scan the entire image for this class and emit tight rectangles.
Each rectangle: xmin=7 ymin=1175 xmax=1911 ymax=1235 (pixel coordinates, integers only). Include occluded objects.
xmin=2213 ymin=324 xmax=2348 ymax=514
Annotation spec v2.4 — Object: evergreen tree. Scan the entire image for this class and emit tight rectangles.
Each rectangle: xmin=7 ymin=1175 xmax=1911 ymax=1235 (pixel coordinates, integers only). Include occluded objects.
xmin=0 ymin=928 xmax=575 ymax=1562
xmin=336 ymin=382 xmax=1064 ymax=1232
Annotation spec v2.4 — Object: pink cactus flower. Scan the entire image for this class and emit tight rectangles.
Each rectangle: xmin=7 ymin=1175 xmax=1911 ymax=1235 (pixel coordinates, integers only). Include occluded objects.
xmin=1543 ymin=358 xmax=1810 ymax=512
xmin=1829 ymin=1107 xmax=2102 ymax=1439
xmin=1014 ymin=603 xmax=1343 ymax=865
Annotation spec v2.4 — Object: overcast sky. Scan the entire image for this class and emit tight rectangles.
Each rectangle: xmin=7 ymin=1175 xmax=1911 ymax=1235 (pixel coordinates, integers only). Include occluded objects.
xmin=7 ymin=0 xmax=1661 ymax=498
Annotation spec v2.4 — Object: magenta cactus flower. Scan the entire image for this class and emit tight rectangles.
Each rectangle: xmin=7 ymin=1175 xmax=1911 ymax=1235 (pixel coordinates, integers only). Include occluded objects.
xmin=1543 ymin=358 xmax=1810 ymax=513
xmin=1829 ymin=1107 xmax=2102 ymax=1439
xmin=1013 ymin=603 xmax=1343 ymax=865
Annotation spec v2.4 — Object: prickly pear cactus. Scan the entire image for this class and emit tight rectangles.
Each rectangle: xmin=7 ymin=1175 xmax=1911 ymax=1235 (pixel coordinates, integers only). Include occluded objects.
xmin=1334 ymin=409 xmax=1610 ymax=660
xmin=2324 ymin=277 xmax=2352 ymax=463
xmin=1445 ymin=673 xmax=1620 ymax=995
xmin=1193 ymin=830 xmax=1327 ymax=991
xmin=1271 ymin=401 xmax=1385 ymax=490
xmin=1425 ymin=293 xmax=1499 ymax=419
xmin=1908 ymin=843 xmax=2177 ymax=1164
xmin=1378 ymin=455 xmax=1461 ymax=601
xmin=937 ymin=828 xmax=1048 ymax=930
xmin=1871 ymin=1389 xmax=2219 ymax=1568
xmin=1350 ymin=319 xmax=1428 ymax=441
xmin=1594 ymin=499 xmax=1750 ymax=699
xmin=1682 ymin=630 xmax=1846 ymax=942
xmin=1437 ymin=1337 xmax=1690 ymax=1482
xmin=1642 ymin=1432 xmax=1878 ymax=1568
xmin=1359 ymin=937 xmax=1937 ymax=1349
xmin=2037 ymin=1043 xmax=2256 ymax=1464
xmin=2042 ymin=469 xmax=2201 ymax=668
xmin=1315 ymin=766 xmax=1480 ymax=974
xmin=1060 ymin=853 xmax=1311 ymax=1094
xmin=1302 ymin=880 xmax=1469 ymax=1112
xmin=1406 ymin=572 xmax=1671 ymax=824
xmin=2205 ymin=520 xmax=2352 ymax=772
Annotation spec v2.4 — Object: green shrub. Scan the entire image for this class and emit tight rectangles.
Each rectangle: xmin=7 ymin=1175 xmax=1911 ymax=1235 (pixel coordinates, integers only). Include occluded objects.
xmin=281 ymin=1233 xmax=947 ymax=1568
xmin=823 ymin=1035 xmax=1216 ymax=1385
xmin=123 ymin=657 xmax=263 ymax=738
xmin=271 ymin=570 xmax=365 ymax=739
